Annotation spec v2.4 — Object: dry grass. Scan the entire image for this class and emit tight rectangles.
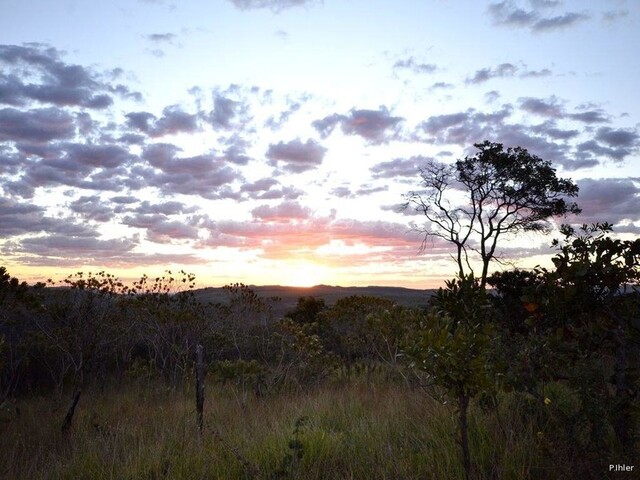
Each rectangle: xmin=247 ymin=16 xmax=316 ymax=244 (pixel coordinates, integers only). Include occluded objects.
xmin=1 ymin=380 xmax=546 ymax=479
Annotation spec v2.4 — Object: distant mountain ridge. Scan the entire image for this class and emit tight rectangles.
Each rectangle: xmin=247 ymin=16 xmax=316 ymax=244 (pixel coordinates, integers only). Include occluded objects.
xmin=194 ymin=284 xmax=435 ymax=318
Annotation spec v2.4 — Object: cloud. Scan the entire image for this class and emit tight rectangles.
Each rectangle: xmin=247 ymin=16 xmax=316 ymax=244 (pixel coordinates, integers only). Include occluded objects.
xmin=0 ymin=44 xmax=139 ymax=109
xmin=251 ymin=200 xmax=311 ymax=221
xmin=146 ymin=33 xmax=177 ymax=43
xmin=0 ymin=197 xmax=102 ymax=239
xmin=313 ymin=107 xmax=403 ymax=144
xmin=0 ymin=107 xmax=75 ymax=142
xmin=203 ymin=213 xmax=424 ymax=263
xmin=266 ymin=138 xmax=326 ymax=173
xmin=519 ymin=96 xmax=610 ymax=124
xmin=576 ymin=127 xmax=639 ymax=162
xmin=16 ymin=235 xmax=138 ymax=259
xmin=575 ymin=178 xmax=640 ymax=226
xmin=122 ymin=213 xmax=201 ymax=243
xmin=126 ymin=105 xmax=199 ymax=137
xmin=68 ymin=195 xmax=117 ymax=222
xmin=466 ymin=63 xmax=551 ymax=85
xmin=370 ymin=156 xmax=428 ymax=179
xmin=520 ymin=96 xmax=564 ymax=118
xmin=131 ymin=144 xmax=243 ymax=199
xmin=227 ymin=0 xmax=322 ymax=13
xmin=417 ymin=106 xmax=513 ymax=145
xmin=466 ymin=63 xmax=518 ymax=84
xmin=487 ymin=1 xmax=589 ymax=32
xmin=393 ymin=57 xmax=437 ymax=75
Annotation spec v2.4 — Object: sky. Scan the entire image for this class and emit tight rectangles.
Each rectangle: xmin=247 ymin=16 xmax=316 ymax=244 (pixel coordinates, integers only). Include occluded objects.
xmin=1 ymin=0 xmax=639 ymax=288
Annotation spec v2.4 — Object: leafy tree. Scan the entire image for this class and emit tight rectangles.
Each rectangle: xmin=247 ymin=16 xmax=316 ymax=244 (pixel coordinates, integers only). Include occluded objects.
xmin=285 ymin=296 xmax=327 ymax=325
xmin=547 ymin=223 xmax=640 ymax=453
xmin=319 ymin=295 xmax=395 ymax=371
xmin=404 ymin=141 xmax=581 ymax=286
xmin=490 ymin=223 xmax=640 ymax=456
xmin=404 ymin=276 xmax=504 ymax=479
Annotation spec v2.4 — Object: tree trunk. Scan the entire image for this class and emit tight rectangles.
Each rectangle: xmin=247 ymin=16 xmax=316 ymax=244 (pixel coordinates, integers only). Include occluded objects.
xmin=195 ymin=344 xmax=205 ymax=433
xmin=61 ymin=388 xmax=82 ymax=432
xmin=458 ymin=392 xmax=471 ymax=480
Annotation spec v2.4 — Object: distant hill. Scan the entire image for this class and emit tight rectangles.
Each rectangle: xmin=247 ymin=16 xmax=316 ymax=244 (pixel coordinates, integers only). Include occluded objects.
xmin=194 ymin=284 xmax=435 ymax=319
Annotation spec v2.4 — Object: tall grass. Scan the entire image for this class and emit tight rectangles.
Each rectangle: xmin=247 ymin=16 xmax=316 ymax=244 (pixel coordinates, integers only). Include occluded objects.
xmin=2 ymin=379 xmax=550 ymax=479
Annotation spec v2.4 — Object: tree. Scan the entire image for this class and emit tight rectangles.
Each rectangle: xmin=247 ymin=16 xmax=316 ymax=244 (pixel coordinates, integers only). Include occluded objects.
xmin=404 ymin=141 xmax=581 ymax=287
xmin=490 ymin=223 xmax=640 ymax=456
xmin=404 ymin=275 xmax=504 ymax=480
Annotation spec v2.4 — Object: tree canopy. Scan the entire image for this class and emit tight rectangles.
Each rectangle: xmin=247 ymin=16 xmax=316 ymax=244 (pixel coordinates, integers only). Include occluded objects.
xmin=404 ymin=141 xmax=581 ymax=286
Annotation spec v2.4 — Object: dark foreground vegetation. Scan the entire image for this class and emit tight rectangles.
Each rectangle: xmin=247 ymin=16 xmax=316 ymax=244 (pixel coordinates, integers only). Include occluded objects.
xmin=1 ymin=222 xmax=639 ymax=479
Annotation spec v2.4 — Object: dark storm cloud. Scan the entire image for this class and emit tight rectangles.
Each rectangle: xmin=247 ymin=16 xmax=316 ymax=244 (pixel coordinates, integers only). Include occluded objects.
xmin=313 ymin=107 xmax=403 ymax=144
xmin=228 ymin=0 xmax=322 ymax=12
xmin=0 ymin=44 xmax=140 ymax=109
xmin=393 ymin=57 xmax=437 ymax=75
xmin=575 ymin=178 xmax=640 ymax=226
xmin=0 ymin=107 xmax=75 ymax=142
xmin=487 ymin=1 xmax=589 ymax=32
xmin=266 ymin=138 xmax=326 ymax=173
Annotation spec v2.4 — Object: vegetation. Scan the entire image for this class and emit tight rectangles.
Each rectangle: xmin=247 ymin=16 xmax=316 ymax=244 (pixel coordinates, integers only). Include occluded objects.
xmin=1 ymin=142 xmax=638 ymax=478
xmin=404 ymin=141 xmax=581 ymax=286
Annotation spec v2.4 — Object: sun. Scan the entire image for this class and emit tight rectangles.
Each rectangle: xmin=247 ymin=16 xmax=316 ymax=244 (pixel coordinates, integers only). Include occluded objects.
xmin=281 ymin=260 xmax=331 ymax=288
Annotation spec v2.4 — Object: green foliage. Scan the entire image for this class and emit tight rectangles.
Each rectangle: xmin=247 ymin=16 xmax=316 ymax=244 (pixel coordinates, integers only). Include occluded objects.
xmin=318 ymin=295 xmax=395 ymax=365
xmin=285 ymin=297 xmax=326 ymax=325
xmin=490 ymin=223 xmax=640 ymax=458
xmin=406 ymin=276 xmax=503 ymax=400
xmin=274 ymin=416 xmax=309 ymax=479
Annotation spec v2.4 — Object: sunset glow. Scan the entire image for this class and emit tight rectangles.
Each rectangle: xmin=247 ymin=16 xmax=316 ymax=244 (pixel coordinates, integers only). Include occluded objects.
xmin=1 ymin=1 xmax=639 ymax=289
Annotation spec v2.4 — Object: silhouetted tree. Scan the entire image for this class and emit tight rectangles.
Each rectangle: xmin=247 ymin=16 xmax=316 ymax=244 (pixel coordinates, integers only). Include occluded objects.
xmin=404 ymin=141 xmax=581 ymax=286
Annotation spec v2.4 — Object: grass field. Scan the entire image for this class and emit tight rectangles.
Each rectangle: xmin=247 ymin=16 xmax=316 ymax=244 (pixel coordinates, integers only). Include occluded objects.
xmin=0 ymin=376 xmax=566 ymax=480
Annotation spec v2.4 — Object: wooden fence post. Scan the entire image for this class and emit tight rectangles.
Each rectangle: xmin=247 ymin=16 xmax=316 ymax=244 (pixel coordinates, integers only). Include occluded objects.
xmin=195 ymin=344 xmax=205 ymax=433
